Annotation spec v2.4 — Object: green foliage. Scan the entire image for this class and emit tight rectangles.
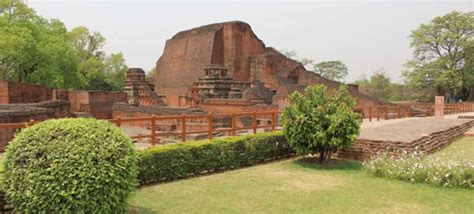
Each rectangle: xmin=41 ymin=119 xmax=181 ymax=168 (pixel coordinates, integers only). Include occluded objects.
xmin=281 ymin=85 xmax=361 ymax=163
xmin=402 ymin=11 xmax=474 ymax=101
xmin=146 ymin=67 xmax=156 ymax=81
xmin=3 ymin=118 xmax=138 ymax=213
xmin=279 ymin=50 xmax=348 ymax=81
xmin=355 ymin=69 xmax=416 ymax=102
xmin=313 ymin=60 xmax=348 ymax=81
xmin=137 ymin=131 xmax=293 ymax=185
xmin=0 ymin=0 xmax=127 ymax=90
xmin=364 ymin=150 xmax=473 ymax=189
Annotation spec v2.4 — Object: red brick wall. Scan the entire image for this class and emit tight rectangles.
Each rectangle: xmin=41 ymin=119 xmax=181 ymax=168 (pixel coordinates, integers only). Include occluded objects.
xmin=67 ymin=91 xmax=90 ymax=112
xmin=154 ymin=21 xmax=382 ymax=108
xmin=250 ymin=48 xmax=302 ymax=90
xmin=338 ymin=120 xmax=474 ymax=161
xmin=222 ymin=23 xmax=266 ymax=81
xmin=155 ymin=21 xmax=266 ymax=106
xmin=0 ymin=81 xmax=52 ymax=104
xmin=112 ymin=103 xmax=209 ymax=133
xmin=0 ymin=101 xmax=71 ymax=150
xmin=155 ymin=23 xmax=217 ymax=106
xmin=200 ymin=99 xmax=278 ymax=114
xmin=62 ymin=90 xmax=127 ymax=119
xmin=89 ymin=91 xmax=127 ymax=119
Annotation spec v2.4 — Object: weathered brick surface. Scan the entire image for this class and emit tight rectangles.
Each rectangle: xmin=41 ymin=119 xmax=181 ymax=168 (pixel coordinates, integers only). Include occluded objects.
xmin=199 ymin=99 xmax=278 ymax=114
xmin=338 ymin=119 xmax=474 ymax=161
xmin=0 ymin=100 xmax=71 ymax=150
xmin=0 ymin=81 xmax=52 ymax=104
xmin=112 ymin=103 xmax=216 ymax=136
xmin=57 ymin=90 xmax=127 ymax=119
xmin=89 ymin=91 xmax=127 ymax=119
xmin=155 ymin=21 xmax=383 ymax=108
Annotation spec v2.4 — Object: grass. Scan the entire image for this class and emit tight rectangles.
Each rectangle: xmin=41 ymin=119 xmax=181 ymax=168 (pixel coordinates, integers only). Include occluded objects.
xmin=129 ymin=137 xmax=474 ymax=213
xmin=430 ymin=137 xmax=474 ymax=161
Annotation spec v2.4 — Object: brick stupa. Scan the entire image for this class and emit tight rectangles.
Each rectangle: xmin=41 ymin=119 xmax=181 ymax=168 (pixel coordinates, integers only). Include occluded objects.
xmin=155 ymin=21 xmax=380 ymax=109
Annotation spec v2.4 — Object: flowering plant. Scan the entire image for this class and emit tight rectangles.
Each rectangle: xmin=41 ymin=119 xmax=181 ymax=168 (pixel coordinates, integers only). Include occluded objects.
xmin=364 ymin=148 xmax=473 ymax=189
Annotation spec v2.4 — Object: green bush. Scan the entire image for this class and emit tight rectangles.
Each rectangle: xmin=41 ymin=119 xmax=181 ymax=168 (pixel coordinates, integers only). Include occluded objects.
xmin=281 ymin=85 xmax=361 ymax=164
xmin=364 ymin=150 xmax=474 ymax=189
xmin=3 ymin=118 xmax=138 ymax=213
xmin=138 ymin=131 xmax=293 ymax=185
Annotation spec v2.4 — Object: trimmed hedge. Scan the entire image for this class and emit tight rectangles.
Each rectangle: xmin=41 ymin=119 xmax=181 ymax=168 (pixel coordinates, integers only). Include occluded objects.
xmin=138 ymin=131 xmax=293 ymax=185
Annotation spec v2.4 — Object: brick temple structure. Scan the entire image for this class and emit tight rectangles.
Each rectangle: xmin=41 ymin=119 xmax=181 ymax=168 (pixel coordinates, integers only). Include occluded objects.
xmin=154 ymin=21 xmax=381 ymax=112
xmin=122 ymin=68 xmax=165 ymax=106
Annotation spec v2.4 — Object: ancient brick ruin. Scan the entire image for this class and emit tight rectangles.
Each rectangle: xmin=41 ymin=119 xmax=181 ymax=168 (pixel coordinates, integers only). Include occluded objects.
xmin=122 ymin=68 xmax=165 ymax=106
xmin=0 ymin=81 xmax=53 ymax=103
xmin=154 ymin=21 xmax=381 ymax=112
xmin=0 ymin=21 xmax=408 ymax=150
xmin=0 ymin=20 xmax=472 ymax=162
xmin=0 ymin=81 xmax=128 ymax=149
xmin=338 ymin=118 xmax=474 ymax=161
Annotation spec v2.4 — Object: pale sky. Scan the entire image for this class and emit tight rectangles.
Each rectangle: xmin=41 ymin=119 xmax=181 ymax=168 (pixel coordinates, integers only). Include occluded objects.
xmin=30 ymin=0 xmax=472 ymax=83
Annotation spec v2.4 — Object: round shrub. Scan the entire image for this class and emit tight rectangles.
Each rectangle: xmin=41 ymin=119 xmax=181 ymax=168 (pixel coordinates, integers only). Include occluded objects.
xmin=3 ymin=118 xmax=138 ymax=213
xmin=281 ymin=85 xmax=361 ymax=164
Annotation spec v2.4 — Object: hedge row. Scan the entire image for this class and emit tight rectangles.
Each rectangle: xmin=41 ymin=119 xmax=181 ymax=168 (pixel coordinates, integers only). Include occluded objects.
xmin=137 ymin=131 xmax=294 ymax=185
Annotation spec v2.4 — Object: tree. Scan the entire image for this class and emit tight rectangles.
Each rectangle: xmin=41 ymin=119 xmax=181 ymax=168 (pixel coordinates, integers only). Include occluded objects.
xmin=67 ymin=26 xmax=127 ymax=91
xmin=0 ymin=0 xmax=128 ymax=90
xmin=402 ymin=11 xmax=474 ymax=101
xmin=146 ymin=67 xmax=156 ymax=81
xmin=464 ymin=40 xmax=474 ymax=100
xmin=280 ymin=50 xmax=349 ymax=81
xmin=313 ymin=60 xmax=348 ymax=81
xmin=281 ymin=85 xmax=361 ymax=164
xmin=101 ymin=52 xmax=128 ymax=91
xmin=355 ymin=68 xmax=417 ymax=102
xmin=357 ymin=68 xmax=392 ymax=101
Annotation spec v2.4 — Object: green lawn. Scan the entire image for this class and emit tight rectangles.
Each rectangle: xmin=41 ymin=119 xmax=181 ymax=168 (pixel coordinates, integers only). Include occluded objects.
xmin=130 ymin=137 xmax=474 ymax=213
xmin=430 ymin=137 xmax=474 ymax=161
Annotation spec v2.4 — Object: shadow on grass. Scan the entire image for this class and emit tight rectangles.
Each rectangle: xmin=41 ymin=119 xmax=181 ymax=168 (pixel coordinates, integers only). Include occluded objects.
xmin=293 ymin=157 xmax=363 ymax=171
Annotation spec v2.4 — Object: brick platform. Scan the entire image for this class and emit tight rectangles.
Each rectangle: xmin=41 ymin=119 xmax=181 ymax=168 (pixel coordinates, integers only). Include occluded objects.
xmin=338 ymin=118 xmax=474 ymax=161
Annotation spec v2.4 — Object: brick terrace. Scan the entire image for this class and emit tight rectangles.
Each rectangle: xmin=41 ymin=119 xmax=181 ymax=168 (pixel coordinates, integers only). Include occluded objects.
xmin=339 ymin=112 xmax=474 ymax=160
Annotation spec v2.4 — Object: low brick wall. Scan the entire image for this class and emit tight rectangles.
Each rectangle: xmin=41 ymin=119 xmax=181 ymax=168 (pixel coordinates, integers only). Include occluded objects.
xmin=200 ymin=99 xmax=278 ymax=116
xmin=55 ymin=90 xmax=127 ymax=119
xmin=0 ymin=81 xmax=53 ymax=104
xmin=338 ymin=120 xmax=474 ymax=161
xmin=113 ymin=103 xmax=206 ymax=128
xmin=0 ymin=101 xmax=71 ymax=150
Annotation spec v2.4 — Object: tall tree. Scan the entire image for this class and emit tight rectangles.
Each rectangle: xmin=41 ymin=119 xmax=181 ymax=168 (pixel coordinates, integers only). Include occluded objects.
xmin=402 ymin=11 xmax=474 ymax=101
xmin=279 ymin=49 xmax=348 ymax=81
xmin=146 ymin=67 xmax=156 ymax=81
xmin=0 ymin=0 xmax=128 ymax=90
xmin=0 ymin=0 xmax=81 ymax=88
xmin=313 ymin=60 xmax=348 ymax=81
xmin=355 ymin=68 xmax=392 ymax=101
xmin=355 ymin=68 xmax=416 ymax=102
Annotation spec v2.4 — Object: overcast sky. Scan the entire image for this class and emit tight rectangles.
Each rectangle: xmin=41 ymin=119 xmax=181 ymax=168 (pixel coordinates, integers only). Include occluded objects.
xmin=29 ymin=0 xmax=472 ymax=83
